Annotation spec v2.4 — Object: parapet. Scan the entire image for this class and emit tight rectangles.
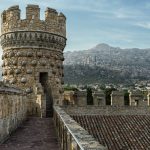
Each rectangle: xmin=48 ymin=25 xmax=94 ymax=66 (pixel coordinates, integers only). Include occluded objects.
xmin=129 ymin=91 xmax=143 ymax=97
xmin=1 ymin=5 xmax=66 ymax=37
xmin=75 ymin=91 xmax=87 ymax=96
xmin=26 ymin=4 xmax=40 ymax=20
xmin=111 ymin=91 xmax=124 ymax=96
xmin=93 ymin=91 xmax=105 ymax=96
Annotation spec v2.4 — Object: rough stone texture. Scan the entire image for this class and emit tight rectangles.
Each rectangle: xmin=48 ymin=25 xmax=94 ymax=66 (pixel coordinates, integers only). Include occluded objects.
xmin=111 ymin=91 xmax=124 ymax=106
xmin=64 ymin=106 xmax=150 ymax=115
xmin=63 ymin=90 xmax=75 ymax=105
xmin=1 ymin=5 xmax=66 ymax=116
xmin=54 ymin=106 xmax=107 ymax=150
xmin=93 ymin=91 xmax=105 ymax=106
xmin=1 ymin=5 xmax=66 ymax=36
xmin=0 ymin=117 xmax=60 ymax=150
xmin=129 ymin=91 xmax=147 ymax=106
xmin=74 ymin=91 xmax=87 ymax=106
xmin=0 ymin=85 xmax=27 ymax=143
xmin=64 ymin=90 xmax=150 ymax=107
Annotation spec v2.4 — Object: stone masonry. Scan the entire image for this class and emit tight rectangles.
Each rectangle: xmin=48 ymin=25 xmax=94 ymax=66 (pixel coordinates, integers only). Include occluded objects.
xmin=129 ymin=91 xmax=145 ymax=106
xmin=0 ymin=83 xmax=27 ymax=143
xmin=93 ymin=91 xmax=105 ymax=106
xmin=111 ymin=91 xmax=124 ymax=106
xmin=0 ymin=5 xmax=67 ymax=116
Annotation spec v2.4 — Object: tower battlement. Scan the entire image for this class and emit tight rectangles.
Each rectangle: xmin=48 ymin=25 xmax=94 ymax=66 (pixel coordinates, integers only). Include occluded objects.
xmin=1 ymin=4 xmax=66 ymax=37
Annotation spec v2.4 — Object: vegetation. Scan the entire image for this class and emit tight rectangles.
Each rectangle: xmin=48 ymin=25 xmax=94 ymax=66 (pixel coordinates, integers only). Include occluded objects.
xmin=124 ymin=90 xmax=129 ymax=105
xmin=105 ymin=88 xmax=116 ymax=105
xmin=63 ymin=85 xmax=78 ymax=91
xmin=87 ymin=87 xmax=93 ymax=105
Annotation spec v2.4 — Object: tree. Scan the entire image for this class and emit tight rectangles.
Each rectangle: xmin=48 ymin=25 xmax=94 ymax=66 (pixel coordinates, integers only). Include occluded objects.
xmin=124 ymin=91 xmax=129 ymax=105
xmin=105 ymin=88 xmax=116 ymax=105
xmin=87 ymin=87 xmax=93 ymax=105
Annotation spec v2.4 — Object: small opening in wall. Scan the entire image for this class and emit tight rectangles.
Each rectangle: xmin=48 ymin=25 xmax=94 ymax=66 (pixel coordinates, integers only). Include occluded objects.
xmin=39 ymin=72 xmax=53 ymax=117
xmin=135 ymin=99 xmax=139 ymax=106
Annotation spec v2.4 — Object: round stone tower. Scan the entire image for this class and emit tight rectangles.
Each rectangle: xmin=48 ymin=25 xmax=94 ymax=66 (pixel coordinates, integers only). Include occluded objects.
xmin=0 ymin=5 xmax=66 ymax=117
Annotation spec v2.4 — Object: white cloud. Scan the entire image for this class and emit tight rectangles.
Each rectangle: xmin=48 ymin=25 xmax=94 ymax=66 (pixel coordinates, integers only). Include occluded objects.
xmin=135 ymin=22 xmax=150 ymax=29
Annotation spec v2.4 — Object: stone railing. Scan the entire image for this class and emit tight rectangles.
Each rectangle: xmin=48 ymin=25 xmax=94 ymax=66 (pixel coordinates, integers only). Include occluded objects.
xmin=0 ymin=85 xmax=27 ymax=143
xmin=53 ymin=106 xmax=107 ymax=150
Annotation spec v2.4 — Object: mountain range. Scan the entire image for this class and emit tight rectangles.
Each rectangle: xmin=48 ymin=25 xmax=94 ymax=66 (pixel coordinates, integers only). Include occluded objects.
xmin=64 ymin=43 xmax=150 ymax=85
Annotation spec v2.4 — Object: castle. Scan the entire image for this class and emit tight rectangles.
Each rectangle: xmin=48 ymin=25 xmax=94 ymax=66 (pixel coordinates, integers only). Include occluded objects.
xmin=1 ymin=5 xmax=66 ymax=117
xmin=1 ymin=5 xmax=150 ymax=150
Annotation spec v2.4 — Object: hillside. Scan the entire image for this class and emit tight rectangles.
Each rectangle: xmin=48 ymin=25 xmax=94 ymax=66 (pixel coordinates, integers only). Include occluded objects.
xmin=64 ymin=43 xmax=150 ymax=85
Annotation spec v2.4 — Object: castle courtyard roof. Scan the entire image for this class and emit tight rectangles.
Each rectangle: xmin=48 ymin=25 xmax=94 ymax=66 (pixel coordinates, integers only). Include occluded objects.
xmin=72 ymin=115 xmax=150 ymax=150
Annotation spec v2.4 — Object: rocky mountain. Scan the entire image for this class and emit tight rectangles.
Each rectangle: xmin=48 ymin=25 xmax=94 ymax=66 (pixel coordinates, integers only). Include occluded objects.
xmin=64 ymin=43 xmax=150 ymax=85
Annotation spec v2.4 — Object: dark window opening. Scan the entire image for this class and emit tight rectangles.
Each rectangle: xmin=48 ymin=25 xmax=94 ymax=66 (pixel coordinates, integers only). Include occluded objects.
xmin=135 ymin=99 xmax=139 ymax=106
xmin=39 ymin=72 xmax=53 ymax=117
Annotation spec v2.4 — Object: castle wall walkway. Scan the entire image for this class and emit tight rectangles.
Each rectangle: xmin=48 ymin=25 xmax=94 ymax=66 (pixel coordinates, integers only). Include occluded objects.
xmin=0 ymin=117 xmax=60 ymax=150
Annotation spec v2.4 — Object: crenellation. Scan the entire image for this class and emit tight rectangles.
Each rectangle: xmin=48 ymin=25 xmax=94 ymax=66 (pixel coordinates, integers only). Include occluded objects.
xmin=111 ymin=91 xmax=124 ymax=106
xmin=45 ymin=7 xmax=58 ymax=20
xmin=1 ymin=5 xmax=66 ymax=37
xmin=26 ymin=4 xmax=40 ymax=21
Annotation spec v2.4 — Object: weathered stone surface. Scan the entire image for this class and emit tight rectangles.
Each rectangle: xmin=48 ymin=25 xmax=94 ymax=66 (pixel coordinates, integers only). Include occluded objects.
xmin=0 ymin=118 xmax=60 ymax=150
xmin=111 ymin=91 xmax=124 ymax=106
xmin=1 ymin=4 xmax=66 ymax=116
xmin=64 ymin=106 xmax=150 ymax=115
xmin=54 ymin=106 xmax=107 ymax=150
xmin=0 ymin=85 xmax=27 ymax=143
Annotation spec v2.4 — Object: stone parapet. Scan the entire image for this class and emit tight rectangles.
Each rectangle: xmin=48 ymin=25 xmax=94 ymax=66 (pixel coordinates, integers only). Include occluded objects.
xmin=111 ymin=91 xmax=124 ymax=96
xmin=1 ymin=5 xmax=66 ymax=37
xmin=129 ymin=91 xmax=145 ymax=106
xmin=64 ymin=106 xmax=150 ymax=115
xmin=0 ymin=85 xmax=27 ymax=143
xmin=93 ymin=91 xmax=105 ymax=106
xmin=53 ymin=106 xmax=107 ymax=150
xmin=111 ymin=91 xmax=124 ymax=106
xmin=74 ymin=91 xmax=87 ymax=106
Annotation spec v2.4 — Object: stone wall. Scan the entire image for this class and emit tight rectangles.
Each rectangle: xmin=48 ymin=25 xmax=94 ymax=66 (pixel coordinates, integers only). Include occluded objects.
xmin=111 ymin=91 xmax=124 ymax=106
xmin=129 ymin=91 xmax=146 ymax=106
xmin=53 ymin=106 xmax=107 ymax=150
xmin=74 ymin=91 xmax=87 ymax=106
xmin=0 ymin=84 xmax=27 ymax=143
xmin=93 ymin=91 xmax=105 ymax=106
xmin=63 ymin=90 xmax=75 ymax=105
xmin=64 ymin=106 xmax=150 ymax=115
xmin=1 ymin=5 xmax=66 ymax=36
xmin=1 ymin=5 xmax=66 ymax=116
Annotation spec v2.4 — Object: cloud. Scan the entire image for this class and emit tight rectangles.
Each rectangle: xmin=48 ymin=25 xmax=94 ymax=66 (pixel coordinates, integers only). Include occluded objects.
xmin=135 ymin=22 xmax=150 ymax=29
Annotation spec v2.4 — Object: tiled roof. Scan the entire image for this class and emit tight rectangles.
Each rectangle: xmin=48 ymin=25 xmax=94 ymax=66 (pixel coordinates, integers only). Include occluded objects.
xmin=72 ymin=115 xmax=150 ymax=150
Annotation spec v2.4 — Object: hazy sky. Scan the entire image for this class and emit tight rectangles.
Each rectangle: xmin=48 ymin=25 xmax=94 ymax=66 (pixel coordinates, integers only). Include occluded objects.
xmin=0 ymin=0 xmax=150 ymax=54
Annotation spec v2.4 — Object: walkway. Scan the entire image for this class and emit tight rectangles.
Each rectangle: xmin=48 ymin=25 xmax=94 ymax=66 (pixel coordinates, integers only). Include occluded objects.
xmin=0 ymin=118 xmax=60 ymax=150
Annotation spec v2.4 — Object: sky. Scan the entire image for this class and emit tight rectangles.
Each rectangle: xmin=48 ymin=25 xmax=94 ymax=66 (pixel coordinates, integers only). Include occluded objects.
xmin=0 ymin=0 xmax=150 ymax=54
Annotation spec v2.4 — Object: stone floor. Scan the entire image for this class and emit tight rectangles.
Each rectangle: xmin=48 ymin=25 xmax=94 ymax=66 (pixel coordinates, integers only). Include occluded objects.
xmin=0 ymin=118 xmax=60 ymax=150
